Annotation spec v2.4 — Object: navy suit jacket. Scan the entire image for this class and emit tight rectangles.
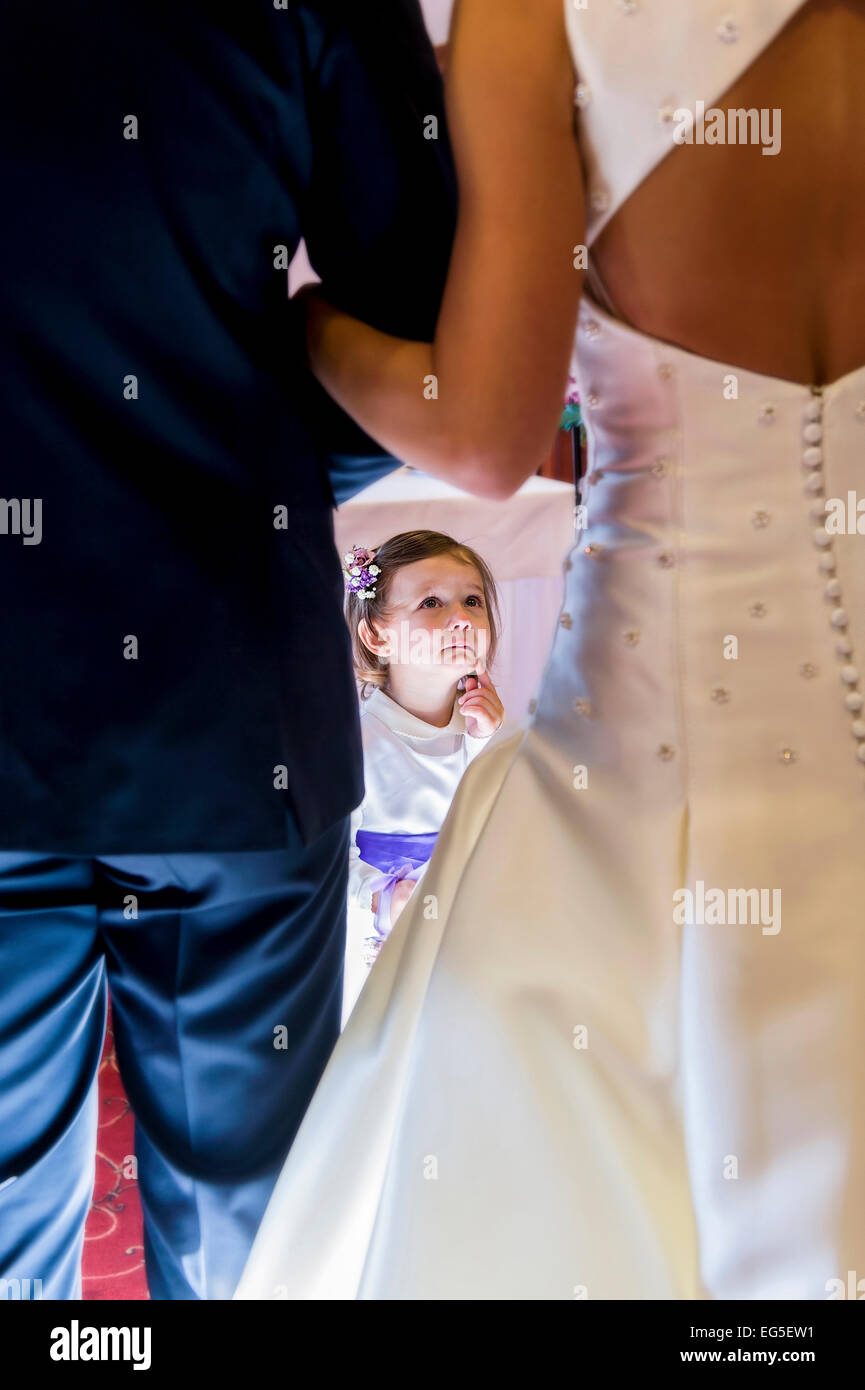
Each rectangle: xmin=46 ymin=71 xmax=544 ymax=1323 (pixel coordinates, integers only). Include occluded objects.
xmin=0 ymin=0 xmax=456 ymax=852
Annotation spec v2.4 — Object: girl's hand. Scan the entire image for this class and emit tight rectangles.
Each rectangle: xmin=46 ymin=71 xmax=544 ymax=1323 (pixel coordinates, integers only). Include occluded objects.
xmin=457 ymin=657 xmax=504 ymax=738
xmin=389 ymin=877 xmax=416 ymax=926
xmin=371 ymin=879 xmax=417 ymax=927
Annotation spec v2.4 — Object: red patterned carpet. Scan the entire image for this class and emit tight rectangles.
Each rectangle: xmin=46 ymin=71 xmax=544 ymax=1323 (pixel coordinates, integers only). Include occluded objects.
xmin=82 ymin=1001 xmax=149 ymax=1300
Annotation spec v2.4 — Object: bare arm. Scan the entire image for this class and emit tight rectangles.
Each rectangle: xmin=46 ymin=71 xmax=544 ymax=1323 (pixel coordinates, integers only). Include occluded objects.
xmin=306 ymin=0 xmax=585 ymax=501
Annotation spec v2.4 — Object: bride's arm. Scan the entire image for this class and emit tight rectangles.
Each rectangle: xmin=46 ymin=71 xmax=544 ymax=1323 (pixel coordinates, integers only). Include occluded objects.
xmin=306 ymin=0 xmax=585 ymax=501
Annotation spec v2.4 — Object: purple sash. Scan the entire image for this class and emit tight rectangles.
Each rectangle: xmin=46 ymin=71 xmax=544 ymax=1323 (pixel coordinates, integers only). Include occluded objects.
xmin=355 ymin=829 xmax=439 ymax=951
xmin=356 ymin=829 xmax=438 ymax=874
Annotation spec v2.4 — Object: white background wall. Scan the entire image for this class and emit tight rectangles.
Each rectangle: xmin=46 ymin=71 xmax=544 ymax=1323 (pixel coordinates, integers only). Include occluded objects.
xmin=419 ymin=0 xmax=454 ymax=45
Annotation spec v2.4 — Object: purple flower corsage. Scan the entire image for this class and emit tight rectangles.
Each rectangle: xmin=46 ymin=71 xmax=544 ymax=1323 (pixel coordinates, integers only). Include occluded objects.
xmin=343 ymin=544 xmax=381 ymax=600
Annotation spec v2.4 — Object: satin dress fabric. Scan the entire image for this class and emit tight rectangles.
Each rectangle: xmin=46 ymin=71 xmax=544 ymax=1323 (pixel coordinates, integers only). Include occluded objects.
xmin=236 ymin=292 xmax=865 ymax=1302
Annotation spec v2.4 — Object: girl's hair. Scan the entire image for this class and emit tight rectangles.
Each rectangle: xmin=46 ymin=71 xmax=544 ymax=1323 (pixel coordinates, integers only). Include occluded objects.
xmin=345 ymin=530 xmax=501 ymax=700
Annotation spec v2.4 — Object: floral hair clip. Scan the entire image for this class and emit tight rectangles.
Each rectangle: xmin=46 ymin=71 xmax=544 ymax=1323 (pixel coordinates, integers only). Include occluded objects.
xmin=343 ymin=545 xmax=381 ymax=600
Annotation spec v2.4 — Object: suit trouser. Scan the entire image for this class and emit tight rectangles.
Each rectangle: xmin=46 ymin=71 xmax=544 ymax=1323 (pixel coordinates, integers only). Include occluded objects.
xmin=0 ymin=815 xmax=350 ymax=1300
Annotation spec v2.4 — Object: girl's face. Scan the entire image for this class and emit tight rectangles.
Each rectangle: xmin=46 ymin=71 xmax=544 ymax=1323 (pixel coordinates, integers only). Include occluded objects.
xmin=374 ymin=554 xmax=491 ymax=675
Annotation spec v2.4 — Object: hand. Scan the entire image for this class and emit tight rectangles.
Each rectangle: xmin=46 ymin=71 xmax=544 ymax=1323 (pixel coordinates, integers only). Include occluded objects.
xmin=389 ymin=877 xmax=416 ymax=926
xmin=457 ymin=656 xmax=505 ymax=738
xmin=371 ymin=879 xmax=416 ymax=927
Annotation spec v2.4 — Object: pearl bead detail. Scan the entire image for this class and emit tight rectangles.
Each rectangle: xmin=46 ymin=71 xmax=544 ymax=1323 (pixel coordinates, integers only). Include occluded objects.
xmin=799 ymin=389 xmax=865 ymax=777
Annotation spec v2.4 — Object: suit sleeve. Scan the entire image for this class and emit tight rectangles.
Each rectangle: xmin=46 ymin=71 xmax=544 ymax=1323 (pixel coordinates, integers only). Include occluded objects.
xmin=301 ymin=0 xmax=456 ymax=336
xmin=294 ymin=0 xmax=458 ymax=502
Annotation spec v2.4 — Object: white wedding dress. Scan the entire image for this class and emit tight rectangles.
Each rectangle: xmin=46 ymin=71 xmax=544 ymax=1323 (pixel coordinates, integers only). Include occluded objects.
xmin=236 ymin=0 xmax=865 ymax=1300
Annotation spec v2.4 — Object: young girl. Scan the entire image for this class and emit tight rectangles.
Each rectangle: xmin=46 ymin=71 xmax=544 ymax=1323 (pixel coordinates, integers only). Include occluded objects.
xmin=341 ymin=529 xmax=504 ymax=1023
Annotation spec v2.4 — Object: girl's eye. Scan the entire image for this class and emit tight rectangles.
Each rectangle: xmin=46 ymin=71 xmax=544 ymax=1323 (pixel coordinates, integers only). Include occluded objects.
xmin=418 ymin=594 xmax=483 ymax=610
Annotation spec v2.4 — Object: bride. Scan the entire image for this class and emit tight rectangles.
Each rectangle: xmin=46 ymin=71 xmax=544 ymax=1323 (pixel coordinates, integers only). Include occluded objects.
xmin=237 ymin=0 xmax=865 ymax=1299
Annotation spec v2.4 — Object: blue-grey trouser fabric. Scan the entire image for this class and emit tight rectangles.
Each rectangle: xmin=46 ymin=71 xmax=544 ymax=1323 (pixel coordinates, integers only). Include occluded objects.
xmin=0 ymin=815 xmax=350 ymax=1299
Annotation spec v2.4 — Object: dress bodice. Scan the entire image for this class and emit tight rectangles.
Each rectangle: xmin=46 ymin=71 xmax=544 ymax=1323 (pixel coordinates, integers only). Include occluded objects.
xmin=563 ymin=0 xmax=807 ymax=247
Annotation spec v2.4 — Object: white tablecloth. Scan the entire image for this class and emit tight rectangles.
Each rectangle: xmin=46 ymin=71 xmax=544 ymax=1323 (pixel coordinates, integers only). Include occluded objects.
xmin=334 ymin=466 xmax=576 ymax=726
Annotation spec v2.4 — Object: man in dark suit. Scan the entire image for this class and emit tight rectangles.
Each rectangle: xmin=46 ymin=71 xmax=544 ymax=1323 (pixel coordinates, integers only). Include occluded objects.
xmin=0 ymin=1 xmax=455 ymax=1298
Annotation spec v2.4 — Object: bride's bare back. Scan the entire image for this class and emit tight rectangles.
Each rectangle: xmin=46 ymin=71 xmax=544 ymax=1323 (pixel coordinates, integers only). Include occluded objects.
xmin=590 ymin=0 xmax=865 ymax=386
